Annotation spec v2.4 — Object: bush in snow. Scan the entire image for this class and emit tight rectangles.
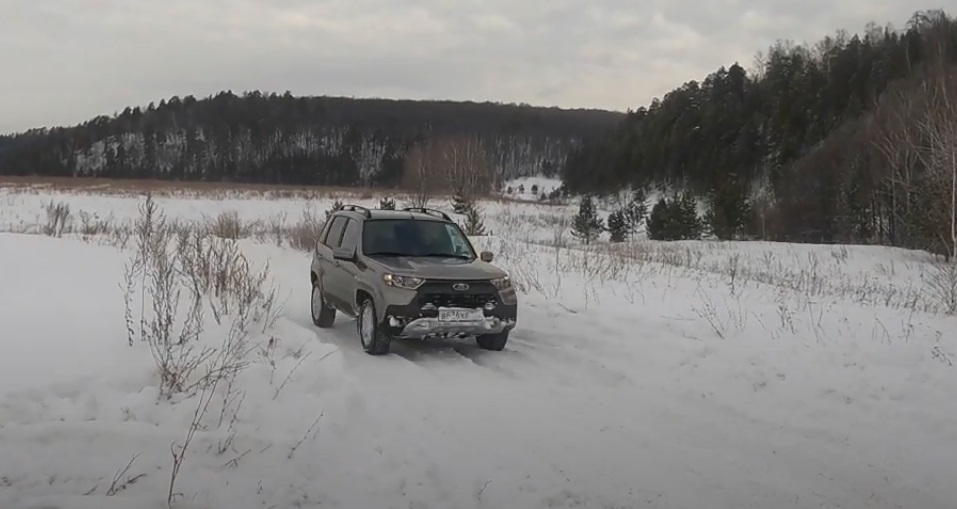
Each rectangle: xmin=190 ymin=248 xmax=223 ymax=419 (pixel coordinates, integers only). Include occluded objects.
xmin=42 ymin=200 xmax=72 ymax=237
xmin=379 ymin=196 xmax=396 ymax=210
xmin=122 ymin=193 xmax=278 ymax=398
xmin=206 ymin=210 xmax=249 ymax=239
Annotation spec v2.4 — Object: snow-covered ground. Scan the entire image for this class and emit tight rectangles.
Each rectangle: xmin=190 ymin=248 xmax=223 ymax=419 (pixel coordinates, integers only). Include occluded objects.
xmin=1 ymin=186 xmax=956 ymax=509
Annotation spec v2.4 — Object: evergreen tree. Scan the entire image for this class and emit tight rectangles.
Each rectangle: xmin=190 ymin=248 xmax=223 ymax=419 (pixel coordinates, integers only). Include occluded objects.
xmin=705 ymin=173 xmax=752 ymax=240
xmin=462 ymin=202 xmax=487 ymax=236
xmin=646 ymin=198 xmax=671 ymax=240
xmin=675 ymin=194 xmax=703 ymax=239
xmin=625 ymin=187 xmax=649 ymax=233
xmin=647 ymin=194 xmax=703 ymax=240
xmin=571 ymin=195 xmax=605 ymax=244
xmin=451 ymin=187 xmax=470 ymax=214
xmin=607 ymin=209 xmax=629 ymax=242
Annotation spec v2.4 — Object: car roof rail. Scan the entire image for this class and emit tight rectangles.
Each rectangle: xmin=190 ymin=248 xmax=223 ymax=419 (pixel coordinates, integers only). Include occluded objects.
xmin=339 ymin=204 xmax=372 ymax=218
xmin=401 ymin=207 xmax=451 ymax=221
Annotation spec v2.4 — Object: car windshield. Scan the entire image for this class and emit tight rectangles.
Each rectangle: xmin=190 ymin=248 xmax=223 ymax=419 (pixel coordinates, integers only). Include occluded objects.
xmin=362 ymin=219 xmax=476 ymax=259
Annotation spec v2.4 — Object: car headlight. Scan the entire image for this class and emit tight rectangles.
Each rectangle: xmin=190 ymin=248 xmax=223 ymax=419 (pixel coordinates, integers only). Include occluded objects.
xmin=490 ymin=276 xmax=512 ymax=290
xmin=383 ymin=274 xmax=424 ymax=290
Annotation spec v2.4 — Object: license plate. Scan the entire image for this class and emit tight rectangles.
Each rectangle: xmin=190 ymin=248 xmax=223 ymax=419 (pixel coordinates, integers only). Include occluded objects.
xmin=437 ymin=308 xmax=484 ymax=322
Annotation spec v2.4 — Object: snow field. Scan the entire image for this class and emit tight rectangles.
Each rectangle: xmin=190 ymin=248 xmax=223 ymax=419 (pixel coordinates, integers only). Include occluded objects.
xmin=0 ymin=186 xmax=956 ymax=509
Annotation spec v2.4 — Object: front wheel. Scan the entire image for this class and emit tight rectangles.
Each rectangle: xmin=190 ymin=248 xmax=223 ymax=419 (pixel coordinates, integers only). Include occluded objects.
xmin=476 ymin=331 xmax=509 ymax=351
xmin=311 ymin=281 xmax=336 ymax=328
xmin=357 ymin=298 xmax=392 ymax=355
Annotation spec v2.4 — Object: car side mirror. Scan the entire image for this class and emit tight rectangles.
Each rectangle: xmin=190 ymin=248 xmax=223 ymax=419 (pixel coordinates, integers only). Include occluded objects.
xmin=480 ymin=251 xmax=493 ymax=262
xmin=333 ymin=247 xmax=356 ymax=262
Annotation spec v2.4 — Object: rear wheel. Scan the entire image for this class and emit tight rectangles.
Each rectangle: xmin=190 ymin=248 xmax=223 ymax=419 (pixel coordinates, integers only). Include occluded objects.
xmin=357 ymin=298 xmax=392 ymax=355
xmin=476 ymin=331 xmax=509 ymax=351
xmin=311 ymin=281 xmax=336 ymax=328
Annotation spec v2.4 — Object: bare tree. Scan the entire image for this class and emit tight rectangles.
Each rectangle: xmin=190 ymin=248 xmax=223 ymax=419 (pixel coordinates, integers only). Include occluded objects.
xmin=400 ymin=139 xmax=443 ymax=208
xmin=868 ymin=81 xmax=924 ymax=245
xmin=400 ymin=135 xmax=493 ymax=207
xmin=441 ymin=134 xmax=492 ymax=199
xmin=916 ymin=63 xmax=957 ymax=260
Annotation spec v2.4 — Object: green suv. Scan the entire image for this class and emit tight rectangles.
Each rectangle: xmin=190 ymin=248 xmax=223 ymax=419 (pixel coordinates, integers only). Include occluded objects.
xmin=309 ymin=205 xmax=518 ymax=355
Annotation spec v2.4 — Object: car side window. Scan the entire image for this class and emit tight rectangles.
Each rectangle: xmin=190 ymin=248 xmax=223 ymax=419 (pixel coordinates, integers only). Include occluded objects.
xmin=323 ymin=216 xmax=348 ymax=248
xmin=340 ymin=218 xmax=362 ymax=252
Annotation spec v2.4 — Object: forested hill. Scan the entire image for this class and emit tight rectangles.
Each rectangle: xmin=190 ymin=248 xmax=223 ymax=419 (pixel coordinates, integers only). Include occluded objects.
xmin=561 ymin=9 xmax=957 ymax=253
xmin=0 ymin=94 xmax=624 ymax=186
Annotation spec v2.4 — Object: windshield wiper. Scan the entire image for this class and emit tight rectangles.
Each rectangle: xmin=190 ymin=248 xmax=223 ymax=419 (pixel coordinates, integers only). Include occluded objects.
xmin=364 ymin=251 xmax=407 ymax=257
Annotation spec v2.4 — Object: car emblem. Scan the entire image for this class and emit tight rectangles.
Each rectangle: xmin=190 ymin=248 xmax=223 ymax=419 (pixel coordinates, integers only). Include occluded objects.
xmin=452 ymin=283 xmax=469 ymax=291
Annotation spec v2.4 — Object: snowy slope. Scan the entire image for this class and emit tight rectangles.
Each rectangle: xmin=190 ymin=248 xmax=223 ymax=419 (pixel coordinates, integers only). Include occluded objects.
xmin=0 ymin=190 xmax=956 ymax=509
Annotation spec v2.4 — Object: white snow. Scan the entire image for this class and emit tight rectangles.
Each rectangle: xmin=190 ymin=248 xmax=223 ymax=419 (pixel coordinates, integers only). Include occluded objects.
xmin=1 ymin=186 xmax=956 ymax=509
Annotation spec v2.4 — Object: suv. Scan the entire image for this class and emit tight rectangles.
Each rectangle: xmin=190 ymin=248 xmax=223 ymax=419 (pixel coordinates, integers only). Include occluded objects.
xmin=309 ymin=205 xmax=518 ymax=355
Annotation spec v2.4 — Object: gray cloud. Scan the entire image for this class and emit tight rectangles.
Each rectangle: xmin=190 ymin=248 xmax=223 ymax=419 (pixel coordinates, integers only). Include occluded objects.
xmin=0 ymin=0 xmax=922 ymax=133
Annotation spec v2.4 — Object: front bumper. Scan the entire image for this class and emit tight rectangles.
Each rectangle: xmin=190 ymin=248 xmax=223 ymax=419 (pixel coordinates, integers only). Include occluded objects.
xmin=392 ymin=314 xmax=516 ymax=338
xmin=383 ymin=300 xmax=517 ymax=339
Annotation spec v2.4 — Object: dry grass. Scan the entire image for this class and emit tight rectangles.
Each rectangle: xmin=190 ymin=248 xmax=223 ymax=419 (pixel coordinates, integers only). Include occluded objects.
xmin=0 ymin=175 xmax=381 ymax=200
xmin=12 ymin=191 xmax=957 ymax=318
xmin=121 ymin=194 xmax=279 ymax=397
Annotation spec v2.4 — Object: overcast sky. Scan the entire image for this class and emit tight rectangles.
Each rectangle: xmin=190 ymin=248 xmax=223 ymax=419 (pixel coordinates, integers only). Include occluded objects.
xmin=0 ymin=0 xmax=924 ymax=134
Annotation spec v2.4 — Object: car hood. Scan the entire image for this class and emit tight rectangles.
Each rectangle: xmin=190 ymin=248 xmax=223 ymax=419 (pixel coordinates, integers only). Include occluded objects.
xmin=369 ymin=256 xmax=506 ymax=280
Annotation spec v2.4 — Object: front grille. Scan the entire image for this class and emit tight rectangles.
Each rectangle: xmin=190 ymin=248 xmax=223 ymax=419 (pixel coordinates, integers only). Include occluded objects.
xmin=419 ymin=292 xmax=497 ymax=309
xmin=417 ymin=280 xmax=498 ymax=309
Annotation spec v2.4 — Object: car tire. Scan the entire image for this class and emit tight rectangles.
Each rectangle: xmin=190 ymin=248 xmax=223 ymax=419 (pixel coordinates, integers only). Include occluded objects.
xmin=476 ymin=331 xmax=509 ymax=351
xmin=357 ymin=298 xmax=392 ymax=355
xmin=311 ymin=281 xmax=336 ymax=328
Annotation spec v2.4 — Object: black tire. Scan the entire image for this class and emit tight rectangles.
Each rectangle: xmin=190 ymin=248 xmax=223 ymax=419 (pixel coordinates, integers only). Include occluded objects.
xmin=357 ymin=298 xmax=392 ymax=355
xmin=311 ymin=280 xmax=336 ymax=328
xmin=476 ymin=331 xmax=509 ymax=351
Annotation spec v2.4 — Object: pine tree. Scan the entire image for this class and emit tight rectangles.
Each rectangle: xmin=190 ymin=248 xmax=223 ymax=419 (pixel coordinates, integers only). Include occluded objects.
xmin=379 ymin=196 xmax=396 ymax=210
xmin=625 ymin=187 xmax=649 ymax=234
xmin=451 ymin=187 xmax=470 ymax=214
xmin=646 ymin=198 xmax=671 ymax=240
xmin=607 ymin=209 xmax=629 ymax=242
xmin=571 ymin=195 xmax=605 ymax=244
xmin=647 ymin=194 xmax=703 ymax=240
xmin=462 ymin=203 xmax=487 ymax=236
xmin=706 ymin=173 xmax=751 ymax=240
xmin=675 ymin=194 xmax=703 ymax=239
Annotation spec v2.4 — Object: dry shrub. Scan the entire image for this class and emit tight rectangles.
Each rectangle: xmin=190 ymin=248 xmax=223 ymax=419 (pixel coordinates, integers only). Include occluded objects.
xmin=122 ymin=193 xmax=277 ymax=398
xmin=206 ymin=210 xmax=249 ymax=239
xmin=42 ymin=200 xmax=72 ymax=237
xmin=77 ymin=210 xmax=114 ymax=236
xmin=927 ymin=259 xmax=957 ymax=315
xmin=287 ymin=207 xmax=325 ymax=252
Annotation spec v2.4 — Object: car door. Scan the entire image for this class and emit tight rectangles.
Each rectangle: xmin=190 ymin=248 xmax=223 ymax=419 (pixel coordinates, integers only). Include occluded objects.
xmin=317 ymin=215 xmax=348 ymax=309
xmin=328 ymin=217 xmax=363 ymax=315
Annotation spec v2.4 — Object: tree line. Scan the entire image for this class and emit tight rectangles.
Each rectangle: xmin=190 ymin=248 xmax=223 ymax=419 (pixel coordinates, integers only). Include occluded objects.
xmin=0 ymin=92 xmax=622 ymax=188
xmin=561 ymin=9 xmax=957 ymax=258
